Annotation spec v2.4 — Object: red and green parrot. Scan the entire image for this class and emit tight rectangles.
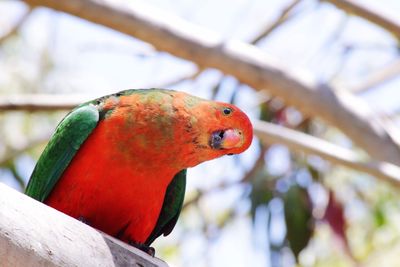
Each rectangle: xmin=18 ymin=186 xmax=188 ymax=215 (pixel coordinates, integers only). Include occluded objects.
xmin=25 ymin=89 xmax=252 ymax=254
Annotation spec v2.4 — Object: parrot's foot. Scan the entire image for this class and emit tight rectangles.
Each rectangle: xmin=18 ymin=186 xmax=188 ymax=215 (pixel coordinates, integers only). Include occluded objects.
xmin=129 ymin=241 xmax=155 ymax=257
xmin=77 ymin=216 xmax=92 ymax=226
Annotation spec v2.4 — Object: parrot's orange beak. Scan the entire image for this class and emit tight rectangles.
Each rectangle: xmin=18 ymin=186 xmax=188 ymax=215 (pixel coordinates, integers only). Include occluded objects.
xmin=210 ymin=129 xmax=243 ymax=150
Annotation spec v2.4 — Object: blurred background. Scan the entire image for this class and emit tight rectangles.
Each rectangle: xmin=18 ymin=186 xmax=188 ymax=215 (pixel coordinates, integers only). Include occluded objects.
xmin=1 ymin=0 xmax=400 ymax=266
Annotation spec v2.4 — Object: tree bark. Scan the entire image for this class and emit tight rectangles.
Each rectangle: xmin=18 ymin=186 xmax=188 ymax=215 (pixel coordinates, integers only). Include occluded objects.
xmin=0 ymin=183 xmax=167 ymax=267
xmin=22 ymin=0 xmax=400 ymax=165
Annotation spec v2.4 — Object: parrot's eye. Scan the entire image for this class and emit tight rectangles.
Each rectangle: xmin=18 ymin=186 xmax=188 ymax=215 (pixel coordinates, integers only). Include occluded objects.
xmin=223 ymin=107 xmax=232 ymax=115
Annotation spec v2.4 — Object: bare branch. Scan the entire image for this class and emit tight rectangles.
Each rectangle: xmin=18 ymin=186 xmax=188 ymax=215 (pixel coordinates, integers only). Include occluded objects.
xmin=0 ymin=7 xmax=32 ymax=44
xmin=254 ymin=120 xmax=400 ymax=187
xmin=349 ymin=59 xmax=400 ymax=93
xmin=155 ymin=68 xmax=203 ymax=88
xmin=251 ymin=0 xmax=302 ymax=44
xmin=322 ymin=0 xmax=400 ymax=39
xmin=0 ymin=94 xmax=91 ymax=111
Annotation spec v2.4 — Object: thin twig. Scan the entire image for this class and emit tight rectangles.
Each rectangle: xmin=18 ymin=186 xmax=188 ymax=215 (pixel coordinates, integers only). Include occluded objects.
xmin=155 ymin=68 xmax=203 ymax=88
xmin=0 ymin=135 xmax=51 ymax=166
xmin=0 ymin=94 xmax=91 ymax=111
xmin=349 ymin=59 xmax=400 ymax=93
xmin=251 ymin=0 xmax=302 ymax=44
xmin=322 ymin=0 xmax=400 ymax=40
xmin=182 ymin=191 xmax=201 ymax=210
xmin=0 ymin=7 xmax=32 ymax=44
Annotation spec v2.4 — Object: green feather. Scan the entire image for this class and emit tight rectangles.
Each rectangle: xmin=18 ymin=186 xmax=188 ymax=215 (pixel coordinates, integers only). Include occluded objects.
xmin=25 ymin=105 xmax=99 ymax=201
xmin=145 ymin=169 xmax=187 ymax=246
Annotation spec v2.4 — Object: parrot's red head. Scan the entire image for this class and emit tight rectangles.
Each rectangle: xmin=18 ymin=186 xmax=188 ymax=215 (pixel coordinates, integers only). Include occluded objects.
xmin=207 ymin=102 xmax=253 ymax=154
xmin=178 ymin=95 xmax=253 ymax=167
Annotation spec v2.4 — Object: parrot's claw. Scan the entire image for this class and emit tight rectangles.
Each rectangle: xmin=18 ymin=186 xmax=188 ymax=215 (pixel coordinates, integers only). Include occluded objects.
xmin=77 ymin=216 xmax=91 ymax=226
xmin=128 ymin=241 xmax=155 ymax=257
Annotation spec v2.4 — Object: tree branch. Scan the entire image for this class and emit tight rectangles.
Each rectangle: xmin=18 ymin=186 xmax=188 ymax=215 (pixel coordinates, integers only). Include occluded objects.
xmin=349 ymin=59 xmax=400 ymax=93
xmin=252 ymin=0 xmax=302 ymax=44
xmin=0 ymin=183 xmax=167 ymax=267
xmin=322 ymin=0 xmax=400 ymax=40
xmin=254 ymin=120 xmax=400 ymax=187
xmin=0 ymin=7 xmax=32 ymax=44
xmin=155 ymin=68 xmax=203 ymax=88
xmin=0 ymin=94 xmax=92 ymax=111
xmin=22 ymin=0 xmax=400 ymax=166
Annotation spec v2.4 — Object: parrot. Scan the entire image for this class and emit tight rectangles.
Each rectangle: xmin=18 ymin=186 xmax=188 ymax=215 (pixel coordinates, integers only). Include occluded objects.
xmin=25 ymin=88 xmax=253 ymax=255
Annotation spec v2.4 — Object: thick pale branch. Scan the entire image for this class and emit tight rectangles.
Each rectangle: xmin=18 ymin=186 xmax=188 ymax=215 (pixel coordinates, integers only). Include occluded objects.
xmin=254 ymin=120 xmax=400 ymax=187
xmin=22 ymin=0 xmax=400 ymax=165
xmin=323 ymin=0 xmax=400 ymax=39
xmin=0 ymin=183 xmax=167 ymax=267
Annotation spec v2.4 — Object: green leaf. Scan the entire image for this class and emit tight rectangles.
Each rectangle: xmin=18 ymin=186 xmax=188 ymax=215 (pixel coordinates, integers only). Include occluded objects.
xmin=250 ymin=182 xmax=274 ymax=221
xmin=248 ymin=160 xmax=274 ymax=222
xmin=307 ymin=164 xmax=322 ymax=182
xmin=373 ymin=202 xmax=386 ymax=228
xmin=283 ymin=185 xmax=313 ymax=260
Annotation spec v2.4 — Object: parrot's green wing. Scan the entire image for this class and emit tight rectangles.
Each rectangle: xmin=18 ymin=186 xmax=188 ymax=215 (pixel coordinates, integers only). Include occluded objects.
xmin=25 ymin=105 xmax=99 ymax=202
xmin=145 ymin=169 xmax=187 ymax=246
